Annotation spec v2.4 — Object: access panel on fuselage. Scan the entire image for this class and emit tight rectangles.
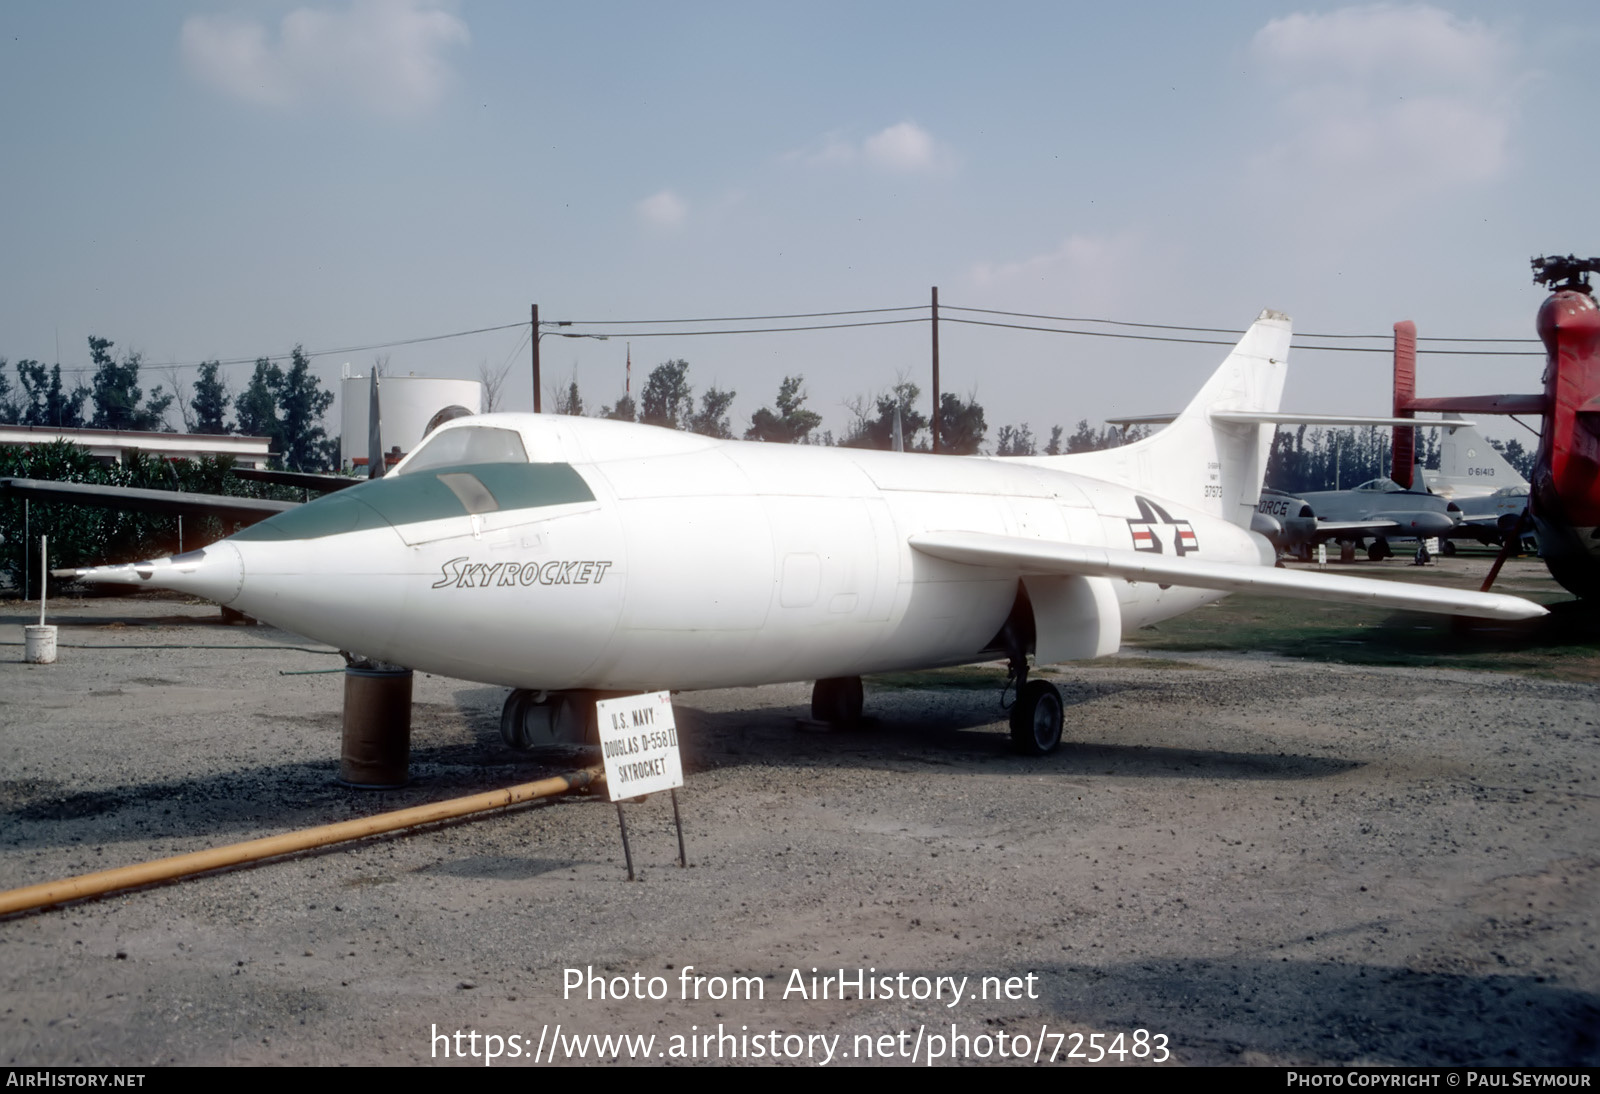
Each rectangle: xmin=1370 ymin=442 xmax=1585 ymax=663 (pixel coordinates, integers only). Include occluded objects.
xmin=763 ymin=495 xmax=896 ymax=624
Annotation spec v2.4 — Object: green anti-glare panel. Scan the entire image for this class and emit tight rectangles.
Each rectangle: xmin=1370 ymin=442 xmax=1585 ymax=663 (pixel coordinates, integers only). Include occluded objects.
xmin=233 ymin=463 xmax=594 ymax=541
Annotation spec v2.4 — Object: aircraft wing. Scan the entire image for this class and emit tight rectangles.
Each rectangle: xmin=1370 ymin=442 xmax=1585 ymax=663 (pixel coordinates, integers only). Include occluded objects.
xmin=908 ymin=531 xmax=1546 ymax=621
xmin=231 ymin=468 xmax=361 ymax=493
xmin=0 ymin=477 xmax=295 ymax=524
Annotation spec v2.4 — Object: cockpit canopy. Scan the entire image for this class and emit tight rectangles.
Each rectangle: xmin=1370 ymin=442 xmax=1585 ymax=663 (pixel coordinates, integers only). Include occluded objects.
xmin=399 ymin=426 xmax=528 ymax=474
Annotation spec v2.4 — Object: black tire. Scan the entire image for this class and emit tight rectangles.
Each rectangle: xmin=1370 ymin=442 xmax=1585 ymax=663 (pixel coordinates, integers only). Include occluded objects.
xmin=1010 ymin=680 xmax=1064 ymax=756
xmin=811 ymin=676 xmax=864 ymax=725
xmin=1441 ymin=539 xmax=1456 ymax=556
xmin=499 ymin=689 xmax=533 ymax=749
xmin=1368 ymin=539 xmax=1390 ymax=562
xmin=500 ymin=689 xmax=562 ymax=748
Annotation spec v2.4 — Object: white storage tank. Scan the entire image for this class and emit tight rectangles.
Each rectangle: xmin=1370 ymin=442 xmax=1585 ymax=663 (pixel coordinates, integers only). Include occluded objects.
xmin=340 ymin=372 xmax=485 ymax=472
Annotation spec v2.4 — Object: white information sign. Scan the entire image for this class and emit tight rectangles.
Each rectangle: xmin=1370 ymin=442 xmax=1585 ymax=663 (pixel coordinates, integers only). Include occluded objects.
xmin=596 ymin=691 xmax=684 ymax=802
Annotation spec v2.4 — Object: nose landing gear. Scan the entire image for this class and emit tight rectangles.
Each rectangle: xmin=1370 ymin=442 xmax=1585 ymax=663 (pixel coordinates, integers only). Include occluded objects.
xmin=500 ymin=689 xmax=610 ymax=749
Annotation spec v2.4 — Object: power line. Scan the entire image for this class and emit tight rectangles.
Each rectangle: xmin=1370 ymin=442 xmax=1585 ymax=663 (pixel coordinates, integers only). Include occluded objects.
xmin=942 ymin=315 xmax=1240 ymax=347
xmin=27 ymin=302 xmax=1548 ymax=380
xmin=553 ymin=317 xmax=929 ymax=338
xmin=498 ymin=325 xmax=533 ymax=374
xmin=552 ymin=305 xmax=924 ymax=325
xmin=940 ymin=316 xmax=1544 ymax=355
xmin=941 ymin=304 xmax=1541 ymax=344
xmin=46 ymin=321 xmax=531 ymax=376
xmin=944 ymin=305 xmax=1252 ymax=337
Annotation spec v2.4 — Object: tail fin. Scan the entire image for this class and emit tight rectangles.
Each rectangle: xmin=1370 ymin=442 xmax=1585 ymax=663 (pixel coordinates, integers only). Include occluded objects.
xmin=1038 ymin=310 xmax=1291 ymax=527
xmin=1425 ymin=414 xmax=1529 ymax=495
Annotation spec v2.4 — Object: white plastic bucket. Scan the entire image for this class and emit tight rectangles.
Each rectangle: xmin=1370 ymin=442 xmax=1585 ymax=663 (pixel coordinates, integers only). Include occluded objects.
xmin=24 ymin=624 xmax=57 ymax=664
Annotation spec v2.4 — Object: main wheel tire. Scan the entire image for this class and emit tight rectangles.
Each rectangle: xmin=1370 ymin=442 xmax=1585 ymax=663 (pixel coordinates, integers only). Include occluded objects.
xmin=1010 ymin=679 xmax=1064 ymax=756
xmin=501 ymin=690 xmax=561 ymax=749
xmin=811 ymin=676 xmax=864 ymax=726
xmin=1368 ymin=539 xmax=1390 ymax=562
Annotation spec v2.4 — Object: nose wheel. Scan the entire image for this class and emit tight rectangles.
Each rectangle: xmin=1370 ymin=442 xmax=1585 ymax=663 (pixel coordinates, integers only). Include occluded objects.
xmin=500 ymin=689 xmax=604 ymax=749
xmin=1009 ymin=679 xmax=1064 ymax=755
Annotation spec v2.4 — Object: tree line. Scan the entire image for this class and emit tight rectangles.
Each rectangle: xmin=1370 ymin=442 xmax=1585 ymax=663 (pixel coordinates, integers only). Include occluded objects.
xmin=1264 ymin=425 xmax=1536 ymax=495
xmin=548 ymin=357 xmax=1141 ymax=457
xmin=0 ymin=440 xmax=302 ymax=593
xmin=0 ymin=338 xmax=338 ymax=471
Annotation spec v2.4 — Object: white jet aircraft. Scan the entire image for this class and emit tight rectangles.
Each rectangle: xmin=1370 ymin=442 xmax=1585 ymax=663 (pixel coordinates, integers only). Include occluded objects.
xmin=69 ymin=310 xmax=1544 ymax=755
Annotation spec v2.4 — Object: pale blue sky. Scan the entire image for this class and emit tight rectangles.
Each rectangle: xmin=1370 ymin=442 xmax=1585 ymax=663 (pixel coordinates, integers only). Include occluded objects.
xmin=3 ymin=2 xmax=1596 ymax=444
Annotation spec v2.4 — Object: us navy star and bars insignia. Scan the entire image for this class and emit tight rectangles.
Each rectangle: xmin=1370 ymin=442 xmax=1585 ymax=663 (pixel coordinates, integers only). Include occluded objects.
xmin=1126 ymin=496 xmax=1198 ymax=556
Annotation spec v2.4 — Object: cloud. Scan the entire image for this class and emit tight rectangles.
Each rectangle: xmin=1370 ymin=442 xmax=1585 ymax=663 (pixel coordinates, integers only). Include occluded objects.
xmin=180 ymin=0 xmax=470 ymax=118
xmin=970 ymin=231 xmax=1158 ymax=315
xmin=636 ymin=190 xmax=688 ymax=230
xmin=786 ymin=121 xmax=952 ymax=173
xmin=1247 ymin=4 xmax=1520 ymax=213
xmin=1253 ymin=4 xmax=1508 ymax=84
xmin=863 ymin=122 xmax=938 ymax=172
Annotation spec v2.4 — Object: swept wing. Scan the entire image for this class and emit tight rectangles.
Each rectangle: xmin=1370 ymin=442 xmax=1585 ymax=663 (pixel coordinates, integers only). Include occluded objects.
xmin=909 ymin=530 xmax=1544 ymax=621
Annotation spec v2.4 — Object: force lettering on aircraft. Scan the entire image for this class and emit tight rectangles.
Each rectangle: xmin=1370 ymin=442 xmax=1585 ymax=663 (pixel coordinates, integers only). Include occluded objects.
xmin=431 ymin=558 xmax=614 ymax=589
xmin=1257 ymin=496 xmax=1293 ymax=518
xmin=1127 ymin=496 xmax=1199 ymax=556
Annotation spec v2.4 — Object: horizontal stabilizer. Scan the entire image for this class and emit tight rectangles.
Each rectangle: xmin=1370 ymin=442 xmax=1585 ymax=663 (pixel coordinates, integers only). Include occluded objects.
xmin=1210 ymin=412 xmax=1477 ymax=428
xmin=0 ymin=478 xmax=294 ymax=524
xmin=1403 ymin=394 xmax=1547 ymax=415
xmin=232 ymin=468 xmax=361 ymax=493
xmin=1106 ymin=412 xmax=1477 ymax=428
xmin=1103 ymin=413 xmax=1178 ymax=427
xmin=909 ymin=531 xmax=1546 ymax=621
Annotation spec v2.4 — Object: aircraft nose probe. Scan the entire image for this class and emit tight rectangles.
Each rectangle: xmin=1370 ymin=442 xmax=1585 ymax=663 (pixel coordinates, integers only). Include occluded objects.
xmin=60 ymin=541 xmax=247 ymax=606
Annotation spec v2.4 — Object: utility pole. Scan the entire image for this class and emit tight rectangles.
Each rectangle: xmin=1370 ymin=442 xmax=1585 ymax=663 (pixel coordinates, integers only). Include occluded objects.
xmin=531 ymin=303 xmax=541 ymax=413
xmin=930 ymin=286 xmax=941 ymax=454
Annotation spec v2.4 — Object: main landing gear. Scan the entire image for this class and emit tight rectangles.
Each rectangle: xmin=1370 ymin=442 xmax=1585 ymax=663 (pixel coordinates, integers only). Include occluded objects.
xmin=500 ymin=689 xmax=608 ymax=749
xmin=1002 ymin=629 xmax=1064 ymax=756
xmin=1008 ymin=676 xmax=1064 ymax=756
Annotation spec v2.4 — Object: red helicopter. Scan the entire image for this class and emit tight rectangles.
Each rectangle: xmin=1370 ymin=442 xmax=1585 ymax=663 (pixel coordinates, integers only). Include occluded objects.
xmin=1391 ymin=255 xmax=1600 ymax=598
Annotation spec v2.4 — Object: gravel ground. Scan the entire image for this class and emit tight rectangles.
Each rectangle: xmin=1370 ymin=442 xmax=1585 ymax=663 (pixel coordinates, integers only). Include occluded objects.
xmin=1 ymin=594 xmax=1597 ymax=1067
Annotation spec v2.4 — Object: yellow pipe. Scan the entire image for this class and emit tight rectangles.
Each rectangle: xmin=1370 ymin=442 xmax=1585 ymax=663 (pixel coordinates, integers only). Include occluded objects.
xmin=0 ymin=766 xmax=605 ymax=917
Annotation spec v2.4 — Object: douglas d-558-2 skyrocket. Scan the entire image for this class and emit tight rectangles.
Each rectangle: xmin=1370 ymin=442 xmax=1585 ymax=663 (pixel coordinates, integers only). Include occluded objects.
xmin=68 ymin=311 xmax=1545 ymax=755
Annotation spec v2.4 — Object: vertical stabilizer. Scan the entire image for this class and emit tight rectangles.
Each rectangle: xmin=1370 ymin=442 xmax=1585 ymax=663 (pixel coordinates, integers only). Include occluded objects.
xmin=1425 ymin=414 xmax=1529 ymax=497
xmin=1033 ymin=310 xmax=1291 ymax=527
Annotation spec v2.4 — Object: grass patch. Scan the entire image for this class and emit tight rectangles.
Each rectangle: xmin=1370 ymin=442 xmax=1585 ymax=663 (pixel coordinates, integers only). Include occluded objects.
xmin=1091 ymin=656 xmax=1216 ymax=672
xmin=868 ymin=658 xmax=1210 ymax=690
xmin=869 ymin=666 xmax=1010 ymax=690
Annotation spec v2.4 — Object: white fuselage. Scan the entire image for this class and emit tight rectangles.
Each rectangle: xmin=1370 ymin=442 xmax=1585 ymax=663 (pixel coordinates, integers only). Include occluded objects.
xmin=205 ymin=416 xmax=1262 ymax=692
